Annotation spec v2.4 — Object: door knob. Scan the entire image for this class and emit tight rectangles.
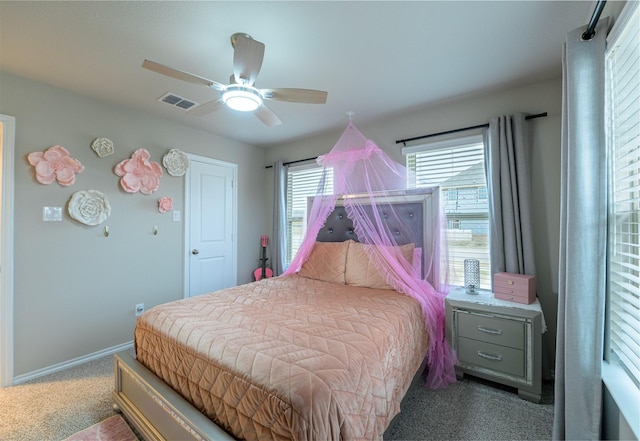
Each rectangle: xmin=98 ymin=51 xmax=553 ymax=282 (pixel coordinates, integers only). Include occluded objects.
xmin=192 ymin=249 xmax=199 ymax=255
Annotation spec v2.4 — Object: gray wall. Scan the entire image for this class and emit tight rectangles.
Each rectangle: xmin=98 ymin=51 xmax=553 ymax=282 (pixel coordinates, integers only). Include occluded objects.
xmin=1 ymin=73 xmax=266 ymax=376
xmin=264 ymin=77 xmax=562 ymax=379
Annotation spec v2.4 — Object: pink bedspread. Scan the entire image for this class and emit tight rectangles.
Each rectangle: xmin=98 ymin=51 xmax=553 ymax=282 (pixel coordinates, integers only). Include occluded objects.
xmin=135 ymin=275 xmax=429 ymax=440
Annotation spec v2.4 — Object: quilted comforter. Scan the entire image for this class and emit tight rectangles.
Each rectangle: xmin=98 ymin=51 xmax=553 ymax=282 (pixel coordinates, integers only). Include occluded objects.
xmin=134 ymin=275 xmax=429 ymax=441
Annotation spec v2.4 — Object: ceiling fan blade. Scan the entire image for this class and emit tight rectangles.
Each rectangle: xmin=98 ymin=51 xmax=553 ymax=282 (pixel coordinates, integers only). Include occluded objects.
xmin=261 ymin=88 xmax=328 ymax=104
xmin=232 ymin=34 xmax=265 ymax=86
xmin=187 ymin=99 xmax=225 ymax=116
xmin=142 ymin=59 xmax=225 ymax=91
xmin=255 ymin=104 xmax=282 ymax=127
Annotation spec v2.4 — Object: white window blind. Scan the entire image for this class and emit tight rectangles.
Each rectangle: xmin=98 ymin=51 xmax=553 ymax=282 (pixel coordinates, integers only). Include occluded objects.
xmin=286 ymin=164 xmax=333 ymax=264
xmin=404 ymin=135 xmax=491 ymax=289
xmin=606 ymin=1 xmax=640 ymax=388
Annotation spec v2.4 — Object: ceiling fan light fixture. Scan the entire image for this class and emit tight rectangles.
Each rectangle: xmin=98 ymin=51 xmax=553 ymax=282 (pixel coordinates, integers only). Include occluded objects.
xmin=222 ymin=85 xmax=262 ymax=111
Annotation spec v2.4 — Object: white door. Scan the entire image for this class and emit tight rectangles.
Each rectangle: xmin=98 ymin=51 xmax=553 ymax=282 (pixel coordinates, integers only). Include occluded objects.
xmin=186 ymin=156 xmax=237 ymax=297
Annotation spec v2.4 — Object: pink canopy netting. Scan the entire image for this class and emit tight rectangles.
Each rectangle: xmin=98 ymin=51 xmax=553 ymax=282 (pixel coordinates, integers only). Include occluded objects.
xmin=284 ymin=123 xmax=457 ymax=389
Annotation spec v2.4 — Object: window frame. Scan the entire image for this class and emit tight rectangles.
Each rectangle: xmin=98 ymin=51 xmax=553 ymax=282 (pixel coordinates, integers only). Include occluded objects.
xmin=285 ymin=162 xmax=333 ymax=266
xmin=602 ymin=1 xmax=640 ymax=438
xmin=403 ymin=133 xmax=491 ymax=289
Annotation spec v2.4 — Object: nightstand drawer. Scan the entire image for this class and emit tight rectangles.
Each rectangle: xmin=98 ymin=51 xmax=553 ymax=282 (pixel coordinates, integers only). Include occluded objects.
xmin=458 ymin=337 xmax=525 ymax=377
xmin=458 ymin=312 xmax=525 ymax=349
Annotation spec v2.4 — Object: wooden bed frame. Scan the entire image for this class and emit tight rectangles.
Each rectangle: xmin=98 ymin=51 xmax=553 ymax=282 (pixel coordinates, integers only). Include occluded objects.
xmin=113 ymin=351 xmax=427 ymax=441
xmin=113 ymin=189 xmax=439 ymax=441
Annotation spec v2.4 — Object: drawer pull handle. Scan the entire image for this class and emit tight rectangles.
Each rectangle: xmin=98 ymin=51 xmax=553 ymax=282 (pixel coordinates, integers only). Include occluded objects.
xmin=477 ymin=351 xmax=503 ymax=361
xmin=477 ymin=326 xmax=503 ymax=335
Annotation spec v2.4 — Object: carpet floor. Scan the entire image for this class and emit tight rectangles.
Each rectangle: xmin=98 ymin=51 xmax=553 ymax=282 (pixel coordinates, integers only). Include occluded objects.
xmin=386 ymin=376 xmax=554 ymax=440
xmin=0 ymin=354 xmax=119 ymax=441
xmin=0 ymin=351 xmax=554 ymax=441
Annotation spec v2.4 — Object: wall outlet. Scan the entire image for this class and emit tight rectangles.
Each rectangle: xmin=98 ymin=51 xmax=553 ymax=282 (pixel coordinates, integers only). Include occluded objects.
xmin=135 ymin=303 xmax=145 ymax=317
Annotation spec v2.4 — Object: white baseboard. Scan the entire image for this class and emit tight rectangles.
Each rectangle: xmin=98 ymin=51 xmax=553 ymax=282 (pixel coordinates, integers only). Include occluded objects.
xmin=11 ymin=341 xmax=134 ymax=386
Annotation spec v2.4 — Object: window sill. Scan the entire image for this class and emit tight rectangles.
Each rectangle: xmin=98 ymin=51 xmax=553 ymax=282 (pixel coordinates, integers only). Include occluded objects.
xmin=601 ymin=362 xmax=640 ymax=440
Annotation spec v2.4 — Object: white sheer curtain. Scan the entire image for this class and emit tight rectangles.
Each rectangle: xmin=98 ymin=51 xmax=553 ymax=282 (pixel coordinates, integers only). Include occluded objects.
xmin=484 ymin=113 xmax=536 ymax=285
xmin=553 ymin=17 xmax=609 ymax=441
xmin=271 ymin=160 xmax=288 ymax=276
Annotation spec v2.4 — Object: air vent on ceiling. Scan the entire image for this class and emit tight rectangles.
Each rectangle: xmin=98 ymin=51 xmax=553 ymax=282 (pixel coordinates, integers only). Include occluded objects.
xmin=158 ymin=93 xmax=198 ymax=110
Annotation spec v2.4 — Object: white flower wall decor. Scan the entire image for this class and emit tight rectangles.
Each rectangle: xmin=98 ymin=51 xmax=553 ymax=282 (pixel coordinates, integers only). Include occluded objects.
xmin=162 ymin=149 xmax=189 ymax=177
xmin=91 ymin=137 xmax=115 ymax=157
xmin=68 ymin=190 xmax=112 ymax=226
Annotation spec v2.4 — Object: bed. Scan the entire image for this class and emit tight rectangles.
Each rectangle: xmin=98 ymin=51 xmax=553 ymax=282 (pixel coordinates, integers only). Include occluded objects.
xmin=113 ymin=189 xmax=439 ymax=441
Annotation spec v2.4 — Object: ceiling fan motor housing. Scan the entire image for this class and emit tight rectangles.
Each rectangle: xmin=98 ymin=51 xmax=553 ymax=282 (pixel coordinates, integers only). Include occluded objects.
xmin=221 ymin=84 xmax=263 ymax=111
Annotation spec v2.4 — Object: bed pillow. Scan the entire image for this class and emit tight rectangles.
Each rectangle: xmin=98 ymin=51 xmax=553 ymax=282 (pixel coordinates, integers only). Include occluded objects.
xmin=298 ymin=241 xmax=349 ymax=284
xmin=345 ymin=240 xmax=415 ymax=290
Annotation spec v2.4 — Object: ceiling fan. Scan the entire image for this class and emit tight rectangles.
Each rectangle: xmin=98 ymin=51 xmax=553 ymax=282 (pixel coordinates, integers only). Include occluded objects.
xmin=142 ymin=32 xmax=328 ymax=127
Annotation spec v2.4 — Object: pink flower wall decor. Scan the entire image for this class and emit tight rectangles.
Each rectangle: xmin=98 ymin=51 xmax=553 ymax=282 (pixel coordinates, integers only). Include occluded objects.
xmin=158 ymin=197 xmax=173 ymax=213
xmin=114 ymin=148 xmax=163 ymax=195
xmin=27 ymin=145 xmax=84 ymax=186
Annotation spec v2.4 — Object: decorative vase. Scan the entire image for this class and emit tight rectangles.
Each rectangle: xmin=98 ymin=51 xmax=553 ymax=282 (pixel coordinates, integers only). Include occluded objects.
xmin=464 ymin=259 xmax=480 ymax=294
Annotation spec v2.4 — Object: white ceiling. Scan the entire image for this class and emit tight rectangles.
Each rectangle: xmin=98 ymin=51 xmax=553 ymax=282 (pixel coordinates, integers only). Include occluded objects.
xmin=1 ymin=1 xmax=603 ymax=147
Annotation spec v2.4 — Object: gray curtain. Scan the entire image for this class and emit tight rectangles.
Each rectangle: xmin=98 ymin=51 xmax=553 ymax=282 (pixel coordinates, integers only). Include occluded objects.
xmin=271 ymin=160 xmax=288 ymax=275
xmin=484 ymin=113 xmax=536 ymax=282
xmin=553 ymin=17 xmax=609 ymax=441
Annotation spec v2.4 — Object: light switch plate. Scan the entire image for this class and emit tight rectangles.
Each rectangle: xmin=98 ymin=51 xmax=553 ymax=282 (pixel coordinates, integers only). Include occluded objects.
xmin=43 ymin=206 xmax=63 ymax=222
xmin=172 ymin=210 xmax=181 ymax=222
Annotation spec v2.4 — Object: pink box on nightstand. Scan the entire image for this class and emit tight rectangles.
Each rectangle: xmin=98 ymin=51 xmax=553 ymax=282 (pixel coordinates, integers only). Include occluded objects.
xmin=493 ymin=272 xmax=536 ymax=304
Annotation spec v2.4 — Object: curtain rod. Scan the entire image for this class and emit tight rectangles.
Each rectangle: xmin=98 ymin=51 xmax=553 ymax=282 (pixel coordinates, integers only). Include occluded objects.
xmin=265 ymin=156 xmax=318 ymax=169
xmin=582 ymin=0 xmax=607 ymax=40
xmin=395 ymin=112 xmax=547 ymax=146
xmin=267 ymin=112 xmax=549 ymax=167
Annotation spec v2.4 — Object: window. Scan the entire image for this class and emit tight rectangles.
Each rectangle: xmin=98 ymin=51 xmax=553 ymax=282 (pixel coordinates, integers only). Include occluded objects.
xmin=605 ymin=0 xmax=640 ymax=392
xmin=286 ymin=163 xmax=333 ymax=264
xmin=444 ymin=188 xmax=458 ymax=201
xmin=404 ymin=134 xmax=491 ymax=289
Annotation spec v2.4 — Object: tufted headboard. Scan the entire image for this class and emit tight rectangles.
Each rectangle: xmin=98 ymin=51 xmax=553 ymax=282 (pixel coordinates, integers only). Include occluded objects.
xmin=313 ymin=188 xmax=440 ymax=284
xmin=316 ymin=204 xmax=424 ymax=246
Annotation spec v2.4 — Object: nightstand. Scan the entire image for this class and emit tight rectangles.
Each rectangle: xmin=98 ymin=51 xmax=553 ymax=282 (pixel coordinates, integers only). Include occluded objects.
xmin=445 ymin=287 xmax=544 ymax=403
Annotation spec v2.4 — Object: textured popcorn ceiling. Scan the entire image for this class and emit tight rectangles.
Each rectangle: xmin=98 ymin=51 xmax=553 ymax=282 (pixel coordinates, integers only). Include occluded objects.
xmin=0 ymin=1 xmax=596 ymax=147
